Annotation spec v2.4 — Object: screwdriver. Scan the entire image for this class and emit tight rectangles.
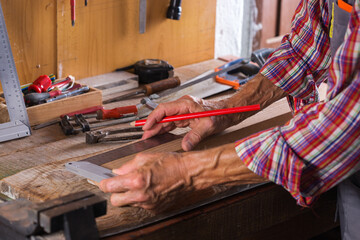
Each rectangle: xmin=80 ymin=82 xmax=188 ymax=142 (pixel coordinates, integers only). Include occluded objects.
xmin=103 ymin=76 xmax=181 ymax=104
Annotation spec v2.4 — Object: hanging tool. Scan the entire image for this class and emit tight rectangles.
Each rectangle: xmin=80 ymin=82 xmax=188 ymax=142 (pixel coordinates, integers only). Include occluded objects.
xmin=0 ymin=1 xmax=31 ymax=143
xmin=85 ymin=127 xmax=144 ymax=144
xmin=132 ymin=104 xmax=261 ymax=127
xmin=115 ymin=59 xmax=174 ymax=84
xmin=167 ymin=0 xmax=182 ymax=20
xmin=0 ymin=191 xmax=106 ymax=240
xmin=139 ymin=0 xmax=147 ymax=34
xmin=103 ymin=76 xmax=180 ymax=104
xmin=70 ymin=0 xmax=76 ymax=26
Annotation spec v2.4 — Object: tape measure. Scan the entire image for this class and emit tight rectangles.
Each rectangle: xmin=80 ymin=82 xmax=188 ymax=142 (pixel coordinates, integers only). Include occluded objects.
xmin=0 ymin=1 xmax=31 ymax=142
xmin=116 ymin=59 xmax=174 ymax=84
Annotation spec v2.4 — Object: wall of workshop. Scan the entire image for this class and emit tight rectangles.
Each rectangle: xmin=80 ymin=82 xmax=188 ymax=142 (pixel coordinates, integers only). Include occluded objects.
xmin=0 ymin=0 xmax=216 ymax=88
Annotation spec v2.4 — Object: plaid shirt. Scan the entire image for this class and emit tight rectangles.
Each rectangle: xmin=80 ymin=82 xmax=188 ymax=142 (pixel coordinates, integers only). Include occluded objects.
xmin=235 ymin=0 xmax=360 ymax=206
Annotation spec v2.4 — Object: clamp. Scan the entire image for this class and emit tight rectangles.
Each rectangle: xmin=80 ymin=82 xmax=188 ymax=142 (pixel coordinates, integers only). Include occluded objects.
xmin=0 ymin=191 xmax=106 ymax=240
xmin=86 ymin=127 xmax=144 ymax=144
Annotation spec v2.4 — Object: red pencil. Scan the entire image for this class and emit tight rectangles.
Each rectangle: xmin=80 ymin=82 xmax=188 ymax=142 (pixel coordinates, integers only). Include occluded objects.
xmin=131 ymin=104 xmax=260 ymax=127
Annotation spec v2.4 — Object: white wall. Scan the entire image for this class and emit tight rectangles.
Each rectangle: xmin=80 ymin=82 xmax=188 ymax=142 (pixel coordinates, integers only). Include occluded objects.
xmin=215 ymin=0 xmax=258 ymax=59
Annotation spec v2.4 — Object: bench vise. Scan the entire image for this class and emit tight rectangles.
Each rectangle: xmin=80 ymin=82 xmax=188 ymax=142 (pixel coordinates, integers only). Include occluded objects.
xmin=0 ymin=191 xmax=107 ymax=240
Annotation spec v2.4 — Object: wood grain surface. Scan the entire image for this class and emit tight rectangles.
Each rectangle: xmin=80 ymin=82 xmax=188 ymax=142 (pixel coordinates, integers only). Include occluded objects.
xmin=0 ymin=0 xmax=216 ymax=91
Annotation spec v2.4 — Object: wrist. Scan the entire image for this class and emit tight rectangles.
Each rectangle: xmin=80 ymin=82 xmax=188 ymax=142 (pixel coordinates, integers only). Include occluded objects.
xmin=181 ymin=143 xmax=265 ymax=191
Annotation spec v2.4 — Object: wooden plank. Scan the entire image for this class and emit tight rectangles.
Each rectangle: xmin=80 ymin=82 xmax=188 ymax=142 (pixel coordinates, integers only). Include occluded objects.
xmin=27 ymin=87 xmax=103 ymax=126
xmin=56 ymin=0 xmax=216 ymax=80
xmin=0 ymin=0 xmax=57 ymax=90
xmin=0 ymin=98 xmax=292 ymax=233
xmin=0 ymin=0 xmax=215 ymax=91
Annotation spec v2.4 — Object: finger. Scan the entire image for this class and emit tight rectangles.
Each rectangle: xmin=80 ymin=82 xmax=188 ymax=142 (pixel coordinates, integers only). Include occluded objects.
xmin=182 ymin=125 xmax=212 ymax=151
xmin=142 ymin=122 xmax=176 ymax=140
xmin=143 ymin=99 xmax=194 ymax=131
xmin=110 ymin=191 xmax=150 ymax=207
xmin=99 ymin=174 xmax=138 ymax=193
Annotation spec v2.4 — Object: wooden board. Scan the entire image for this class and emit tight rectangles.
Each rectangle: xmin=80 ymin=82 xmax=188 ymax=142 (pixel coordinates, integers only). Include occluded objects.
xmin=0 ymin=0 xmax=216 ymax=91
xmin=56 ymin=0 xmax=216 ymax=80
xmin=0 ymin=98 xmax=293 ymax=234
xmin=27 ymin=86 xmax=102 ymax=126
xmin=0 ymin=0 xmax=57 ymax=90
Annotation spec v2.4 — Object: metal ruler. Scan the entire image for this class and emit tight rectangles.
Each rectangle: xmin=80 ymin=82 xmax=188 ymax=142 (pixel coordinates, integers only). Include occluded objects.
xmin=0 ymin=1 xmax=31 ymax=142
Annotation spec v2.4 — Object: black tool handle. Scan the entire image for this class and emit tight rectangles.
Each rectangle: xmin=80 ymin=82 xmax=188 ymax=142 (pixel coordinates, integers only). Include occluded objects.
xmin=24 ymin=90 xmax=61 ymax=106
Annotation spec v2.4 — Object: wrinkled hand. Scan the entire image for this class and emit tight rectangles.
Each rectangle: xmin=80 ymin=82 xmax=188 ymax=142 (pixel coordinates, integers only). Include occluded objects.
xmin=142 ymin=95 xmax=230 ymax=151
xmin=99 ymin=152 xmax=191 ymax=211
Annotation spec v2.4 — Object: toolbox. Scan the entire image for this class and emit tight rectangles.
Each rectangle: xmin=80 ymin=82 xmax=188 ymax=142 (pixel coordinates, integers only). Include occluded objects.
xmin=26 ymin=86 xmax=102 ymax=126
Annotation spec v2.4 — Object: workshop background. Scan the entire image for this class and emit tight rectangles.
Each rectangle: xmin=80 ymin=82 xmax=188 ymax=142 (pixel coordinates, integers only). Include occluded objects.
xmin=0 ymin=0 xmax=297 ymax=90
xmin=0 ymin=0 xmax=342 ymax=239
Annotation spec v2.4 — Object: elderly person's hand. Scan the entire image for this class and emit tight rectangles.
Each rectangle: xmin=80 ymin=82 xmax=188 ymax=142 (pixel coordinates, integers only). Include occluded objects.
xmin=141 ymin=74 xmax=287 ymax=151
xmin=142 ymin=95 xmax=233 ymax=151
xmin=99 ymin=143 xmax=266 ymax=211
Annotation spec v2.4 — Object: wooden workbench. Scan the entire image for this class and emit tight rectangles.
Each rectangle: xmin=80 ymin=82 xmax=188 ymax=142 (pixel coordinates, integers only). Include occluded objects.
xmin=0 ymin=60 xmax=337 ymax=239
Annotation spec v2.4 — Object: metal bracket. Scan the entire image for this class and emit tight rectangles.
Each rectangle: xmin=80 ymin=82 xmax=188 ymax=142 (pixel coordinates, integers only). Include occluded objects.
xmin=0 ymin=1 xmax=31 ymax=143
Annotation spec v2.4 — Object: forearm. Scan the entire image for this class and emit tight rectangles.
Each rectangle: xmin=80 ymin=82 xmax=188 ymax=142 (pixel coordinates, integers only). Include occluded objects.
xmin=182 ymin=142 xmax=267 ymax=190
xmin=216 ymin=73 xmax=287 ymax=127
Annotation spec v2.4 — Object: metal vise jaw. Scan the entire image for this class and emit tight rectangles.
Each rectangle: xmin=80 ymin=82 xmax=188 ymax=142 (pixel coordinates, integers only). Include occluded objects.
xmin=0 ymin=191 xmax=107 ymax=240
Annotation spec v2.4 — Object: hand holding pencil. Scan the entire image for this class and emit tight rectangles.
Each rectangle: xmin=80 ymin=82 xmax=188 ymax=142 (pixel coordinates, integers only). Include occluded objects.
xmin=140 ymin=96 xmax=261 ymax=151
xmin=132 ymin=104 xmax=260 ymax=127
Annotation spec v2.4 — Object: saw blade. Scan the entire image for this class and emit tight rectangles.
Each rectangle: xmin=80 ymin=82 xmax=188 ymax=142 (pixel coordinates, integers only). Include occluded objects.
xmin=80 ymin=133 xmax=181 ymax=166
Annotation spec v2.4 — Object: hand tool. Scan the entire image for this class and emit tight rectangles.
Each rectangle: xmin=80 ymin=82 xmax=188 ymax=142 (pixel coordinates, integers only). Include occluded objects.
xmin=32 ymin=105 xmax=103 ymax=130
xmin=131 ymin=104 xmax=261 ymax=127
xmin=24 ymin=89 xmax=62 ymax=106
xmin=27 ymin=75 xmax=52 ymax=93
xmin=65 ymin=162 xmax=118 ymax=182
xmin=85 ymin=0 xmax=88 ymax=6
xmin=250 ymin=48 xmax=274 ymax=68
xmin=167 ymin=0 xmax=182 ymax=20
xmin=96 ymin=105 xmax=139 ymax=120
xmin=103 ymin=76 xmax=180 ymax=104
xmin=215 ymin=59 xmax=260 ymax=90
xmin=70 ymin=0 xmax=76 ymax=26
xmin=24 ymin=84 xmax=87 ymax=106
xmin=85 ymin=127 xmax=143 ymax=144
xmin=0 ymin=1 xmax=31 ymax=142
xmin=0 ymin=191 xmax=106 ymax=240
xmin=45 ymin=85 xmax=90 ymax=103
xmin=27 ymin=75 xmax=74 ymax=93
xmin=139 ymin=0 xmax=147 ymax=34
xmin=61 ymin=113 xmax=139 ymax=135
xmin=115 ymin=59 xmax=174 ymax=84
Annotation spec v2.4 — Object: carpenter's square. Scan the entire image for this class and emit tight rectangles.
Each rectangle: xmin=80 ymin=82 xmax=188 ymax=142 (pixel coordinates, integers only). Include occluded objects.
xmin=0 ymin=1 xmax=31 ymax=142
